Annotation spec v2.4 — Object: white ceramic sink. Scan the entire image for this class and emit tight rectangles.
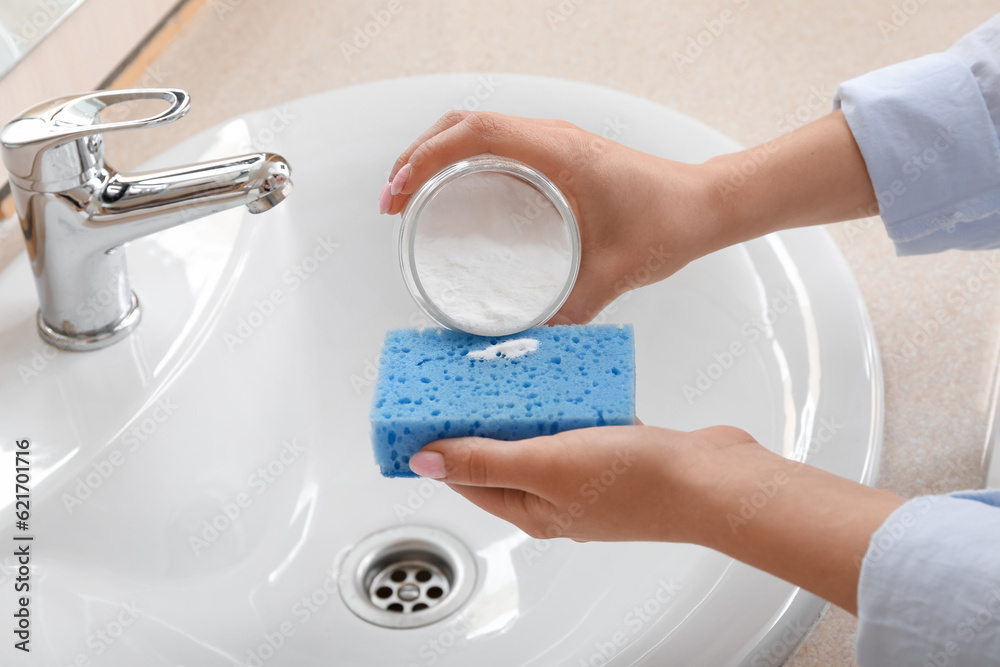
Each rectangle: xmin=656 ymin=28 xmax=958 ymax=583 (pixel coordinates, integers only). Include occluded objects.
xmin=0 ymin=74 xmax=881 ymax=666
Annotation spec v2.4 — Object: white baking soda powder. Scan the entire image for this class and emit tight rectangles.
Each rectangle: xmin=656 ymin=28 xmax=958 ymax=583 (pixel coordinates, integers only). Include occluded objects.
xmin=466 ymin=338 xmax=540 ymax=360
xmin=413 ymin=171 xmax=573 ymax=336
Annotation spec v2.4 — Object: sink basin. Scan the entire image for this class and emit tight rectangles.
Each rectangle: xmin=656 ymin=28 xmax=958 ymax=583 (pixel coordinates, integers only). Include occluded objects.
xmin=0 ymin=74 xmax=881 ymax=666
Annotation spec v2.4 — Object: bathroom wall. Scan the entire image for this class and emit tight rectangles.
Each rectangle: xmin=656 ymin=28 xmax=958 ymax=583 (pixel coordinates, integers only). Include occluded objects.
xmin=0 ymin=0 xmax=185 ymax=270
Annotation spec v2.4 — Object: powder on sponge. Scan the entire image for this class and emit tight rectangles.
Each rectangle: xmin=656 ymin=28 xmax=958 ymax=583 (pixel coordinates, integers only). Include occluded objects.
xmin=370 ymin=324 xmax=635 ymax=477
xmin=466 ymin=338 xmax=539 ymax=360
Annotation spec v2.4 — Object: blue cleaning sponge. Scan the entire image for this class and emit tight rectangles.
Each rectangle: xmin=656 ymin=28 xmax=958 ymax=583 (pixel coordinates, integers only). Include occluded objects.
xmin=370 ymin=324 xmax=635 ymax=477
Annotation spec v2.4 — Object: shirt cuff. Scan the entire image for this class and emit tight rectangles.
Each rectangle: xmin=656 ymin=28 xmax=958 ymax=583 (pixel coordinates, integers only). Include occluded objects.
xmin=856 ymin=491 xmax=1000 ymax=666
xmin=834 ymin=54 xmax=1000 ymax=256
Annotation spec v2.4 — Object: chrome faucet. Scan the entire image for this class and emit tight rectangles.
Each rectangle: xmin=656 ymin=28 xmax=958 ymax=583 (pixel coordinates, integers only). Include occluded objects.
xmin=0 ymin=88 xmax=292 ymax=351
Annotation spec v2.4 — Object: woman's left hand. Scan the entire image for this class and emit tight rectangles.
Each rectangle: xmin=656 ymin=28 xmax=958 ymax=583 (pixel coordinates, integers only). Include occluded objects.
xmin=409 ymin=423 xmax=904 ymax=614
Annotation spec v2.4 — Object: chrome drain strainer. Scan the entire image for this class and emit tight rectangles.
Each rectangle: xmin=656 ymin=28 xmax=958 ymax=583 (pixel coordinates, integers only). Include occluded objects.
xmin=368 ymin=558 xmax=451 ymax=613
xmin=338 ymin=525 xmax=476 ymax=629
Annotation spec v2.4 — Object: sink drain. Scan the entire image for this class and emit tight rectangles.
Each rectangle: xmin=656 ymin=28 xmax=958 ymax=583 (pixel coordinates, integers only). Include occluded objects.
xmin=369 ymin=558 xmax=451 ymax=613
xmin=338 ymin=526 xmax=476 ymax=629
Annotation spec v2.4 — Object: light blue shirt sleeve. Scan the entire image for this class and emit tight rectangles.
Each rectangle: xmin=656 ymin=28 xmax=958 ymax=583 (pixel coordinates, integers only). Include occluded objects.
xmin=832 ymin=16 xmax=1000 ymax=665
xmin=856 ymin=489 xmax=1000 ymax=666
xmin=833 ymin=14 xmax=1000 ymax=255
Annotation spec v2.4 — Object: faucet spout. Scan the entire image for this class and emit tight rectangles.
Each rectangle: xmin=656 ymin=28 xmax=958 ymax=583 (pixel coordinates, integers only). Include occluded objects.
xmin=0 ymin=88 xmax=295 ymax=351
xmin=95 ymin=152 xmax=292 ymax=246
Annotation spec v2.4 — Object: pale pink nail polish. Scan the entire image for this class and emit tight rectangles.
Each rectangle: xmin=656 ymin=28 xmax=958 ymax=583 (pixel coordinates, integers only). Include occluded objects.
xmin=378 ymin=181 xmax=392 ymax=214
xmin=390 ymin=163 xmax=411 ymax=196
xmin=409 ymin=451 xmax=445 ymax=478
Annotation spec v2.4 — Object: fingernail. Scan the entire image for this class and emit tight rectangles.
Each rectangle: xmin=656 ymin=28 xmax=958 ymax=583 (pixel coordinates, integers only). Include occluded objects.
xmin=390 ymin=163 xmax=411 ymax=196
xmin=378 ymin=181 xmax=392 ymax=214
xmin=409 ymin=451 xmax=446 ymax=478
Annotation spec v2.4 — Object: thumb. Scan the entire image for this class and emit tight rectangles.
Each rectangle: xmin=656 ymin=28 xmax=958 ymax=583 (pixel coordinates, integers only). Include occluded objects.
xmin=409 ymin=436 xmax=546 ymax=490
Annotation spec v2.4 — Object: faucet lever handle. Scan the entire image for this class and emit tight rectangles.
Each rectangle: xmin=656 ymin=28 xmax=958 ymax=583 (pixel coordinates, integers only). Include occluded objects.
xmin=1 ymin=88 xmax=191 ymax=187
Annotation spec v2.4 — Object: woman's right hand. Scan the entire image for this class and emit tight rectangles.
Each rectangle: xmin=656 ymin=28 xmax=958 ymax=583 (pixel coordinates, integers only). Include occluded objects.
xmin=378 ymin=111 xmax=724 ymax=324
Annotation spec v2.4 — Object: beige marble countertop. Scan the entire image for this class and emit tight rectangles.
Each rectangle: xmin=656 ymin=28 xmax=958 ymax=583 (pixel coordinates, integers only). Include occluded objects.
xmin=12 ymin=0 xmax=1000 ymax=664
